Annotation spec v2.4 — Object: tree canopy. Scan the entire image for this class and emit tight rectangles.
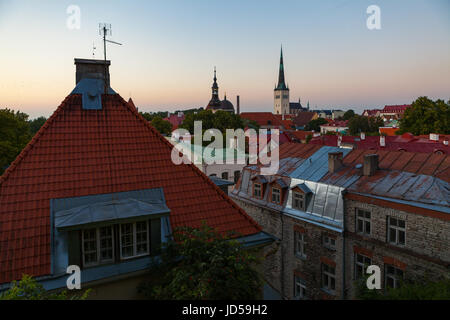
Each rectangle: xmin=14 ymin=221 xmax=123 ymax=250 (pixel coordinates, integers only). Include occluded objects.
xmin=399 ymin=97 xmax=450 ymax=135
xmin=138 ymin=224 xmax=262 ymax=300
xmin=0 ymin=109 xmax=32 ymax=175
xmin=150 ymin=116 xmax=173 ymax=135
xmin=342 ymin=109 xmax=355 ymax=120
xmin=305 ymin=118 xmax=328 ymax=131
xmin=348 ymin=115 xmax=384 ymax=136
xmin=28 ymin=116 xmax=47 ymax=135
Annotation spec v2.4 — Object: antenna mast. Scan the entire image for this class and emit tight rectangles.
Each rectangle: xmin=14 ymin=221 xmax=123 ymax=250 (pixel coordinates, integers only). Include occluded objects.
xmin=99 ymin=23 xmax=122 ymax=94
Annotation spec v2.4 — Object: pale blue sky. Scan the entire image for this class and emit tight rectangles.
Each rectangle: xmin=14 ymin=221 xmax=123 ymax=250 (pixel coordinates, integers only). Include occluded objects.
xmin=0 ymin=0 xmax=449 ymax=118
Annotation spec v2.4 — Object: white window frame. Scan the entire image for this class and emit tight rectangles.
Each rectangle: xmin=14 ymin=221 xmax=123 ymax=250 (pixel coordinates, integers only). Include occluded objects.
xmin=253 ymin=183 xmax=262 ymax=198
xmin=294 ymin=276 xmax=307 ymax=300
xmin=81 ymin=226 xmax=115 ymax=267
xmin=356 ymin=209 xmax=371 ymax=235
xmin=354 ymin=253 xmax=372 ymax=280
xmin=292 ymin=191 xmax=305 ymax=211
xmin=387 ymin=216 xmax=406 ymax=246
xmin=119 ymin=221 xmax=150 ymax=260
xmin=322 ymin=234 xmax=336 ymax=250
xmin=385 ymin=264 xmax=404 ymax=289
xmin=322 ymin=264 xmax=336 ymax=293
xmin=272 ymin=187 xmax=281 ymax=204
xmin=294 ymin=231 xmax=306 ymax=259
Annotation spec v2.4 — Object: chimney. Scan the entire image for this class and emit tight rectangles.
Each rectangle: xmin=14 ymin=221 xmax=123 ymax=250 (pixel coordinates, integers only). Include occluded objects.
xmin=74 ymin=58 xmax=110 ymax=86
xmin=361 ymin=132 xmax=366 ymax=140
xmin=444 ymin=139 xmax=449 ymax=146
xmin=236 ymin=95 xmax=240 ymax=115
xmin=337 ymin=135 xmax=342 ymax=147
xmin=328 ymin=152 xmax=343 ymax=173
xmin=430 ymin=133 xmax=439 ymax=141
xmin=363 ymin=154 xmax=379 ymax=176
xmin=380 ymin=135 xmax=386 ymax=147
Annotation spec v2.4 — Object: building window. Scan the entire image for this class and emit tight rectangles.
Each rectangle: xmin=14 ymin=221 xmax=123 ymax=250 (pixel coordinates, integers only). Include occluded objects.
xmin=209 ymin=174 xmax=217 ymax=177
xmin=385 ymin=265 xmax=404 ymax=289
xmin=272 ymin=188 xmax=281 ymax=204
xmin=322 ymin=264 xmax=336 ymax=293
xmin=294 ymin=276 xmax=307 ymax=299
xmin=221 ymin=172 xmax=228 ymax=180
xmin=292 ymin=192 xmax=305 ymax=210
xmin=234 ymin=171 xmax=240 ymax=184
xmin=253 ymin=183 xmax=262 ymax=198
xmin=356 ymin=209 xmax=371 ymax=235
xmin=82 ymin=226 xmax=114 ymax=267
xmin=322 ymin=234 xmax=336 ymax=250
xmin=387 ymin=217 xmax=406 ymax=246
xmin=294 ymin=231 xmax=306 ymax=259
xmin=355 ymin=253 xmax=372 ymax=280
xmin=120 ymin=221 xmax=149 ymax=259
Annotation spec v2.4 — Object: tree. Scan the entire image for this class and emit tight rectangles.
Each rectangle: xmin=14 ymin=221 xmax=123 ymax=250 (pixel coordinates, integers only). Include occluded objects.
xmin=355 ymin=274 xmax=450 ymax=300
xmin=399 ymin=97 xmax=450 ymax=135
xmin=138 ymin=223 xmax=262 ymax=300
xmin=0 ymin=274 xmax=90 ymax=300
xmin=151 ymin=116 xmax=173 ymax=135
xmin=305 ymin=118 xmax=328 ymax=132
xmin=342 ymin=109 xmax=355 ymax=120
xmin=348 ymin=115 xmax=383 ymax=136
xmin=29 ymin=116 xmax=47 ymax=135
xmin=0 ymin=109 xmax=32 ymax=175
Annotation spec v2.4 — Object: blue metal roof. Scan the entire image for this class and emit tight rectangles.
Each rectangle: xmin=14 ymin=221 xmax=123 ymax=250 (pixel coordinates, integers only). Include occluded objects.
xmin=53 ymin=188 xmax=170 ymax=230
xmin=288 ymin=146 xmax=351 ymax=181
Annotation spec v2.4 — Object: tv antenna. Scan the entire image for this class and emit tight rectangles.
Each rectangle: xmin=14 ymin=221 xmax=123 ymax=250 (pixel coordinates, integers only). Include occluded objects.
xmin=99 ymin=23 xmax=123 ymax=93
xmin=92 ymin=42 xmax=96 ymax=58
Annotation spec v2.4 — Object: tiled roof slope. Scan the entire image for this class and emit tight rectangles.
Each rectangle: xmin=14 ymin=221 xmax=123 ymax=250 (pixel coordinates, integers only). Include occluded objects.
xmin=0 ymin=94 xmax=261 ymax=284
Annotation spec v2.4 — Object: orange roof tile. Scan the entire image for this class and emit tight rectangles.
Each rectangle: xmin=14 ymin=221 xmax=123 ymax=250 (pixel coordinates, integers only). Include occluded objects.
xmin=0 ymin=93 xmax=261 ymax=284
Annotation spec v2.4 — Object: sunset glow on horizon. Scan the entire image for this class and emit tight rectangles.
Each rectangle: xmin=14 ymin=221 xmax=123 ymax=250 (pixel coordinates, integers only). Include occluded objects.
xmin=0 ymin=0 xmax=449 ymax=119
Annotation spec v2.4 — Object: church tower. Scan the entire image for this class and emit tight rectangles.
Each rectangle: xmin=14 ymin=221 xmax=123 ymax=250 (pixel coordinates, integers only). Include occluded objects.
xmin=274 ymin=46 xmax=290 ymax=115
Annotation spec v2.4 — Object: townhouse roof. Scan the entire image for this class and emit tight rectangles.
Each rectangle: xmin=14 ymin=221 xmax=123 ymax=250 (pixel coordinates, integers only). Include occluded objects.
xmin=0 ymin=84 xmax=261 ymax=284
xmin=293 ymin=112 xmax=317 ymax=127
xmin=240 ymin=112 xmax=284 ymax=128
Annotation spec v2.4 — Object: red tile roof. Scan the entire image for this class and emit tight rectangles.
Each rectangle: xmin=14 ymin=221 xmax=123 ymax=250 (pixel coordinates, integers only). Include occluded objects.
xmin=288 ymin=131 xmax=314 ymax=141
xmin=381 ymin=104 xmax=411 ymax=113
xmin=293 ymin=112 xmax=317 ymax=127
xmin=379 ymin=127 xmax=399 ymax=136
xmin=240 ymin=112 xmax=283 ymax=128
xmin=164 ymin=113 xmax=185 ymax=130
xmin=310 ymin=134 xmax=450 ymax=154
xmin=0 ymin=93 xmax=261 ymax=284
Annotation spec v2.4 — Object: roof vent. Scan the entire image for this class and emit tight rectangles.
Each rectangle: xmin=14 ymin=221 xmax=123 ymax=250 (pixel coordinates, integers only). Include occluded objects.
xmin=361 ymin=132 xmax=365 ymax=140
xmin=363 ymin=154 xmax=378 ymax=176
xmin=328 ymin=152 xmax=343 ymax=173
xmin=380 ymin=135 xmax=386 ymax=147
xmin=444 ymin=139 xmax=449 ymax=146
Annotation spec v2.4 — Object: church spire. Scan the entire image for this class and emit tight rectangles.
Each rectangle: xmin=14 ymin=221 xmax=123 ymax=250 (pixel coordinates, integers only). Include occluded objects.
xmin=275 ymin=45 xmax=288 ymax=91
xmin=211 ymin=66 xmax=219 ymax=100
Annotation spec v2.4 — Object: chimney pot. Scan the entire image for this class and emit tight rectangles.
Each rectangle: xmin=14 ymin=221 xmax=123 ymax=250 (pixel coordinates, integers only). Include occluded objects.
xmin=363 ymin=154 xmax=379 ymax=176
xmin=74 ymin=58 xmax=110 ymax=86
xmin=361 ymin=132 xmax=365 ymax=140
xmin=430 ymin=133 xmax=439 ymax=141
xmin=236 ymin=95 xmax=240 ymax=115
xmin=380 ymin=135 xmax=386 ymax=147
xmin=328 ymin=152 xmax=343 ymax=173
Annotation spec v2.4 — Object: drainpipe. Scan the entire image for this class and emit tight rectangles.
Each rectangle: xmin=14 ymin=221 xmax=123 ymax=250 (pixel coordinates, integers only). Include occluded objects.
xmin=341 ymin=189 xmax=347 ymax=300
xmin=280 ymin=211 xmax=286 ymax=299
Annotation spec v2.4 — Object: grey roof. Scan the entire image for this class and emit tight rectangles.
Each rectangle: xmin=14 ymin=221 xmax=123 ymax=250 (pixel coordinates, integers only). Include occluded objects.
xmin=53 ymin=188 xmax=170 ymax=230
xmin=209 ymin=176 xmax=234 ymax=187
xmin=270 ymin=178 xmax=289 ymax=189
xmin=71 ymin=78 xmax=116 ymax=110
xmin=291 ymin=183 xmax=312 ymax=194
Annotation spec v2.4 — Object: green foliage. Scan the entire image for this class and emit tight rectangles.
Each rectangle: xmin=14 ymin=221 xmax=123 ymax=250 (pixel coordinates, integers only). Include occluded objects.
xmin=355 ymin=274 xmax=450 ymax=300
xmin=348 ymin=115 xmax=383 ymax=136
xmin=151 ymin=116 xmax=173 ymax=135
xmin=342 ymin=109 xmax=355 ymax=120
xmin=399 ymin=97 xmax=450 ymax=135
xmin=0 ymin=108 xmax=32 ymax=175
xmin=305 ymin=118 xmax=328 ymax=131
xmin=305 ymin=134 xmax=312 ymax=144
xmin=139 ymin=111 xmax=169 ymax=122
xmin=0 ymin=274 xmax=90 ymax=300
xmin=28 ymin=116 xmax=47 ymax=135
xmin=138 ymin=223 xmax=262 ymax=300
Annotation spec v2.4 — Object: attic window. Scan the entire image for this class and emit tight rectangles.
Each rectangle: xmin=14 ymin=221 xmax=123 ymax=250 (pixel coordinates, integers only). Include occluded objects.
xmin=272 ymin=187 xmax=281 ymax=204
xmin=292 ymin=192 xmax=305 ymax=210
xmin=254 ymin=183 xmax=262 ymax=198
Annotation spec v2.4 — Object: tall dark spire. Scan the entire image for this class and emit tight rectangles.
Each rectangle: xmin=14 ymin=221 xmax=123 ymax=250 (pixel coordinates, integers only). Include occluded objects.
xmin=275 ymin=45 xmax=288 ymax=91
xmin=207 ymin=67 xmax=221 ymax=109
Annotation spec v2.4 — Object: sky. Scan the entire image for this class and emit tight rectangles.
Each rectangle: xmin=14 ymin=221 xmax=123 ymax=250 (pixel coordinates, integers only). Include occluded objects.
xmin=0 ymin=0 xmax=449 ymax=119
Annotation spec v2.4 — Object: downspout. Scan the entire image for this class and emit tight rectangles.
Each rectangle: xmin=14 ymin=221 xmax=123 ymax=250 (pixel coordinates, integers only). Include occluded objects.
xmin=280 ymin=210 xmax=285 ymax=299
xmin=341 ymin=189 xmax=347 ymax=300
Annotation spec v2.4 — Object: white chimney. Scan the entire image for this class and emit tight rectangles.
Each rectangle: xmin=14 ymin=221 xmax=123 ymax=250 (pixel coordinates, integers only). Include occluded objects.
xmin=444 ymin=139 xmax=449 ymax=146
xmin=380 ymin=135 xmax=386 ymax=147
xmin=361 ymin=132 xmax=366 ymax=140
xmin=337 ymin=135 xmax=342 ymax=147
xmin=430 ymin=133 xmax=439 ymax=141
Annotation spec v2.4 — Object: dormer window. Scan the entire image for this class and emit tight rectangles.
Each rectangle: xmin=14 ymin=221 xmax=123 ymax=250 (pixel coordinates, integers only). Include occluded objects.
xmin=290 ymin=183 xmax=313 ymax=211
xmin=272 ymin=187 xmax=281 ymax=204
xmin=254 ymin=183 xmax=262 ymax=198
xmin=292 ymin=192 xmax=305 ymax=210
